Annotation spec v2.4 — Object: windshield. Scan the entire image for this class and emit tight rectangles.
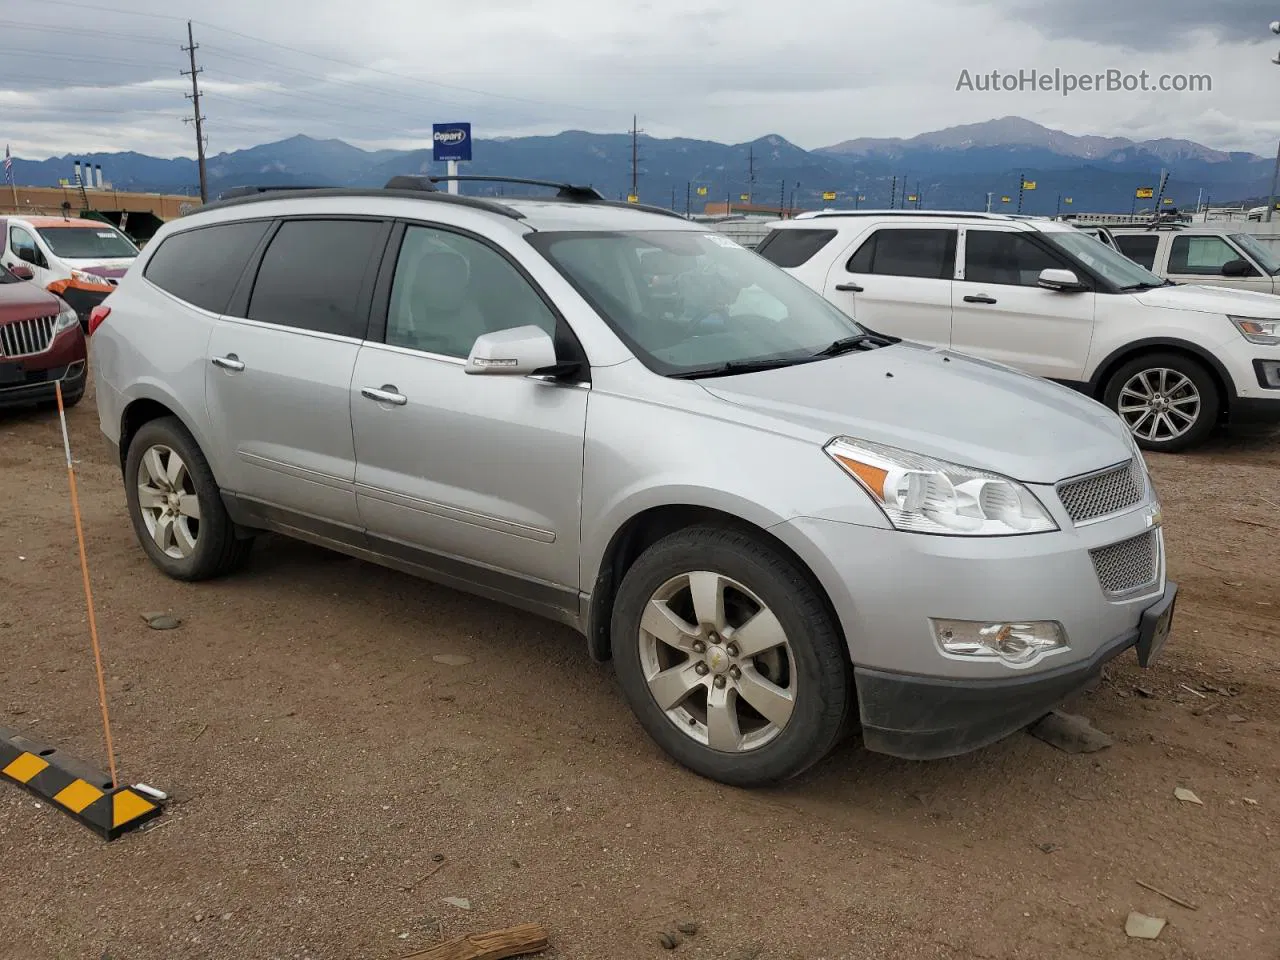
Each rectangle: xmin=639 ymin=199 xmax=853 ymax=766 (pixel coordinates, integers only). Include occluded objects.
xmin=36 ymin=225 xmax=138 ymax=260
xmin=1230 ymin=233 xmax=1280 ymax=275
xmin=527 ymin=230 xmax=865 ymax=376
xmin=1043 ymin=228 xmax=1166 ymax=289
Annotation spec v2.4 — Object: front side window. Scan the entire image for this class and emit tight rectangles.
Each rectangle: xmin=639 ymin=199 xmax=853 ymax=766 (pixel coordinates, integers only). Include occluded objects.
xmin=1114 ymin=234 xmax=1160 ymax=270
xmin=247 ymin=219 xmax=385 ymax=338
xmin=846 ymin=228 xmax=956 ymax=280
xmin=36 ymin=225 xmax=138 ymax=259
xmin=528 ymin=229 xmax=864 ymax=377
xmin=1169 ymin=235 xmax=1251 ymax=276
xmin=386 ymin=225 xmax=557 ymax=359
xmin=964 ymin=230 xmax=1066 ymax=287
xmin=9 ymin=226 xmax=46 ymax=268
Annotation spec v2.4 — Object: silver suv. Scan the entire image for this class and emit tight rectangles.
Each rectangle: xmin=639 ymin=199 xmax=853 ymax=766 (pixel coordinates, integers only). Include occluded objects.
xmin=92 ymin=177 xmax=1176 ymax=786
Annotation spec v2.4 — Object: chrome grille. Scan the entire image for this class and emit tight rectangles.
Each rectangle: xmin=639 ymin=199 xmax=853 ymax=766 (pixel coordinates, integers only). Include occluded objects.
xmin=1057 ymin=460 xmax=1145 ymax=524
xmin=1090 ymin=530 xmax=1160 ymax=599
xmin=0 ymin=315 xmax=57 ymax=358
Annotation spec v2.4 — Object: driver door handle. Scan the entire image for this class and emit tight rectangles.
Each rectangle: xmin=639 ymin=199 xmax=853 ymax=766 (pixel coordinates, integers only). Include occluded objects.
xmin=963 ymin=294 xmax=998 ymax=304
xmin=211 ymin=354 xmax=246 ymax=372
xmin=835 ymin=282 xmax=864 ymax=293
xmin=361 ymin=385 xmax=408 ymax=406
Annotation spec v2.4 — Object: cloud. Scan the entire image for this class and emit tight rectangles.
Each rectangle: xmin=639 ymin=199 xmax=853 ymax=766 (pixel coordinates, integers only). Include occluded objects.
xmin=1 ymin=0 xmax=1278 ymax=160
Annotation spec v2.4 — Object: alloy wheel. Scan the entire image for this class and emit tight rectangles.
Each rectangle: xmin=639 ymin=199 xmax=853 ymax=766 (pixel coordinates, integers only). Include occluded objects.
xmin=1117 ymin=367 xmax=1201 ymax=444
xmin=136 ymin=444 xmax=201 ymax=560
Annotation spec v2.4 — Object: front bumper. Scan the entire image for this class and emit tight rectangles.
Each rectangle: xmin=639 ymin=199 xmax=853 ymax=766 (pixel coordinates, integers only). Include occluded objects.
xmin=0 ymin=359 xmax=86 ymax=407
xmin=855 ymin=582 xmax=1176 ymax=759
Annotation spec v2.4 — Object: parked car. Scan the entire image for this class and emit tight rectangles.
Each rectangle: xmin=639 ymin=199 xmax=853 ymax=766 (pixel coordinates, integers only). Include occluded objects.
xmin=756 ymin=210 xmax=1280 ymax=452
xmin=0 ymin=261 xmax=87 ymax=409
xmin=1109 ymin=223 xmax=1280 ymax=295
xmin=0 ymin=215 xmax=139 ymax=329
xmin=93 ymin=178 xmax=1176 ymax=787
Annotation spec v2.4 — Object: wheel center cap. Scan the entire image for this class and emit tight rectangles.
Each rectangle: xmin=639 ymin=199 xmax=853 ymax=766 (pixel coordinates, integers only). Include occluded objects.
xmin=168 ymin=493 xmax=181 ymax=510
xmin=705 ymin=644 xmax=731 ymax=675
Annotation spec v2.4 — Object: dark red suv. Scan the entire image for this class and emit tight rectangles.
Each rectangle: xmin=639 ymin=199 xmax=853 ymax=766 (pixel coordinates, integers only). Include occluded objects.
xmin=0 ymin=262 xmax=88 ymax=409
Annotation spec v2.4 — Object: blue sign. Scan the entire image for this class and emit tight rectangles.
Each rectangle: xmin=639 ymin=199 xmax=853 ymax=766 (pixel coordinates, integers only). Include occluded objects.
xmin=432 ymin=123 xmax=472 ymax=163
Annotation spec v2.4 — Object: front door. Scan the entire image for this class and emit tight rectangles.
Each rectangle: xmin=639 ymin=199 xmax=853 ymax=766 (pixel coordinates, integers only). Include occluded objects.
xmin=1165 ymin=234 xmax=1274 ymax=293
xmin=204 ymin=217 xmax=391 ymax=531
xmin=351 ymin=222 xmax=588 ymax=612
xmin=4 ymin=225 xmax=54 ymax=289
xmin=950 ymin=227 xmax=1096 ymax=381
xmin=823 ymin=224 xmax=956 ymax=347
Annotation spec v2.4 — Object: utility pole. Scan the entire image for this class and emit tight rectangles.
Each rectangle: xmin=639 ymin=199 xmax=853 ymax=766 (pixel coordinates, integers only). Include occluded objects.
xmin=890 ymin=176 xmax=897 ymax=209
xmin=986 ymin=191 xmax=994 ymax=213
xmin=778 ymin=178 xmax=785 ymax=218
xmin=914 ymin=180 xmax=921 ymax=209
xmin=747 ymin=146 xmax=756 ymax=204
xmin=1016 ymin=172 xmax=1025 ymax=214
xmin=629 ymin=115 xmax=643 ymax=201
xmin=670 ymin=185 xmax=675 ymax=210
xmin=182 ymin=20 xmax=208 ymax=203
xmin=685 ymin=181 xmax=691 ymax=218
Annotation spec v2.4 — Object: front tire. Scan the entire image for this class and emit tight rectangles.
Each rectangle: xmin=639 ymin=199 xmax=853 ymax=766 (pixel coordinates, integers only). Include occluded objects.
xmin=124 ymin=417 xmax=252 ymax=580
xmin=1103 ymin=352 xmax=1219 ymax=453
xmin=611 ymin=525 xmax=851 ymax=787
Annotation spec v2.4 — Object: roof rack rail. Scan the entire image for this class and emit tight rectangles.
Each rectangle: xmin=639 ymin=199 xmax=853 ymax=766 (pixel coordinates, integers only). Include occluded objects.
xmin=217 ymin=184 xmax=333 ymax=201
xmin=424 ymin=175 xmax=604 ymax=201
xmin=796 ymin=209 xmax=1021 ymax=222
xmin=201 ymin=186 xmax=525 ymax=220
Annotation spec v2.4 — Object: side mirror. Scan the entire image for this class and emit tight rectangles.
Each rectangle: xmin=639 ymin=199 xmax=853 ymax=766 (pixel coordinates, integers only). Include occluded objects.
xmin=464 ymin=325 xmax=558 ymax=376
xmin=1222 ymin=258 xmax=1256 ymax=277
xmin=1038 ymin=268 xmax=1087 ymax=292
xmin=8 ymin=263 xmax=33 ymax=281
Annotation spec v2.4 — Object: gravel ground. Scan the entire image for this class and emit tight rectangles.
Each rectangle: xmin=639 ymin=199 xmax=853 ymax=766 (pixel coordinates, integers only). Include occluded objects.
xmin=1 ymin=372 xmax=1277 ymax=960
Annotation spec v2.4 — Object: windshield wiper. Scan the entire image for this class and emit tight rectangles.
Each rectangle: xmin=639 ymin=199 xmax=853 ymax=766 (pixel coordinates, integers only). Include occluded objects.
xmin=1118 ymin=281 xmax=1166 ymax=291
xmin=811 ymin=333 xmax=892 ymax=357
xmin=669 ymin=357 xmax=813 ymax=379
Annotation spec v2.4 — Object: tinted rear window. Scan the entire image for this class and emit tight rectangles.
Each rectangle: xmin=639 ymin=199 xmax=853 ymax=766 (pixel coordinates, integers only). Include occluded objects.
xmin=144 ymin=220 xmax=271 ymax=314
xmin=755 ymin=228 xmax=838 ymax=267
xmin=1114 ymin=234 xmax=1160 ymax=270
xmin=247 ymin=219 xmax=385 ymax=338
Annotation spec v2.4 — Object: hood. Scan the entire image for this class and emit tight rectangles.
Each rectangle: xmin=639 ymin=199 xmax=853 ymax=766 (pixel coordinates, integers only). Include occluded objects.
xmin=66 ymin=258 xmax=134 ymax=276
xmin=700 ymin=343 xmax=1133 ymax=484
xmin=1131 ymin=283 xmax=1280 ymax=317
xmin=0 ymin=277 xmax=63 ymax=323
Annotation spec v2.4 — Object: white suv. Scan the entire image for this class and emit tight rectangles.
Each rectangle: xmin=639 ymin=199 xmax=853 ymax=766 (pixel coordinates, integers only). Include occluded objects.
xmin=757 ymin=211 xmax=1280 ymax=452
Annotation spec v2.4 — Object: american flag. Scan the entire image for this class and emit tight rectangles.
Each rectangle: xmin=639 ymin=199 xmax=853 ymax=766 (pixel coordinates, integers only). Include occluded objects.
xmin=3 ymin=145 xmax=11 ymax=180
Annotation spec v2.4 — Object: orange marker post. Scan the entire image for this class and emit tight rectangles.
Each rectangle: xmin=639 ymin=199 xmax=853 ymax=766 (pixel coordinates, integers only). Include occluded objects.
xmin=54 ymin=379 xmax=119 ymax=789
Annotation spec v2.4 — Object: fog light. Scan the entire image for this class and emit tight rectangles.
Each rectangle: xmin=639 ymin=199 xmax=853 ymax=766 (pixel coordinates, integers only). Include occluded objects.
xmin=1257 ymin=360 xmax=1280 ymax=389
xmin=931 ymin=619 xmax=1067 ymax=665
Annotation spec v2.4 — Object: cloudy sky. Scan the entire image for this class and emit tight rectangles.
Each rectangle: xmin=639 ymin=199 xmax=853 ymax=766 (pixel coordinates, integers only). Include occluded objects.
xmin=0 ymin=0 xmax=1276 ymax=159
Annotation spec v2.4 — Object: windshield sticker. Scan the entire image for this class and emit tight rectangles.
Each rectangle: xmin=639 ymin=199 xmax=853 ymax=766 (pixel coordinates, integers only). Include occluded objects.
xmin=96 ymin=231 xmax=117 ymax=238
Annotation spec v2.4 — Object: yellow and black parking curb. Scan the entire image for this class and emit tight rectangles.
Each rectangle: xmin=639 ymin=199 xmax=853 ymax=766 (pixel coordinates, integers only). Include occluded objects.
xmin=1 ymin=725 xmax=162 ymax=840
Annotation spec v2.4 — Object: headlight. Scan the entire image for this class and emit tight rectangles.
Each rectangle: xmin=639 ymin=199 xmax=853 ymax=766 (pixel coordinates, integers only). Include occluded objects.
xmin=931 ymin=619 xmax=1067 ymax=666
xmin=54 ymin=303 xmax=79 ymax=332
xmin=70 ymin=269 xmax=110 ymax=287
xmin=824 ymin=437 xmax=1058 ymax=536
xmin=1229 ymin=315 xmax=1280 ymax=346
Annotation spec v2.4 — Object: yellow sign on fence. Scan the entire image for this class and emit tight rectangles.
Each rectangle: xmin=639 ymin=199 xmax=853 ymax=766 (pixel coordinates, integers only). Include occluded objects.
xmin=1136 ymin=187 xmax=1154 ymax=199
xmin=1023 ymin=180 xmax=1037 ymax=190
xmin=822 ymin=191 xmax=837 ymax=201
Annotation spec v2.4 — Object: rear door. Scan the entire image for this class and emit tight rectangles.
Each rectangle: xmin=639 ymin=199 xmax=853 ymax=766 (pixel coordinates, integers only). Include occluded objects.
xmin=204 ymin=216 xmax=391 ymax=531
xmin=821 ymin=224 xmax=956 ymax=346
xmin=950 ymin=226 xmax=1096 ymax=381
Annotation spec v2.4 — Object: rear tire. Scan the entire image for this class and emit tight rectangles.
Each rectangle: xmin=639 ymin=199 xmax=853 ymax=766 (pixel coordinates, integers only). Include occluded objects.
xmin=1103 ymin=352 xmax=1219 ymax=453
xmin=611 ymin=525 xmax=851 ymax=787
xmin=124 ymin=416 xmax=252 ymax=580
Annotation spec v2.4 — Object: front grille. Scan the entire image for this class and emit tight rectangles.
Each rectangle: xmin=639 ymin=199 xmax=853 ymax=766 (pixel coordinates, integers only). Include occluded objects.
xmin=1090 ymin=530 xmax=1160 ymax=599
xmin=1057 ymin=460 xmax=1145 ymax=524
xmin=0 ymin=315 xmax=57 ymax=358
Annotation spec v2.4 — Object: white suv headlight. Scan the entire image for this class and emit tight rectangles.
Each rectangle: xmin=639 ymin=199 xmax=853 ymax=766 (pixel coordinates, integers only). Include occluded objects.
xmin=54 ymin=303 xmax=79 ymax=332
xmin=70 ymin=268 xmax=109 ymax=287
xmin=1229 ymin=315 xmax=1280 ymax=346
xmin=825 ymin=437 xmax=1058 ymax=536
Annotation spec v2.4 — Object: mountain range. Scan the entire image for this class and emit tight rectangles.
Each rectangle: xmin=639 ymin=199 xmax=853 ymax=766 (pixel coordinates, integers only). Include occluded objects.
xmin=8 ymin=116 xmax=1275 ymax=214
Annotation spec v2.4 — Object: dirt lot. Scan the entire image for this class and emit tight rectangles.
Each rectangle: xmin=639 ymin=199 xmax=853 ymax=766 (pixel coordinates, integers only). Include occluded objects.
xmin=1 ymin=373 xmax=1277 ymax=960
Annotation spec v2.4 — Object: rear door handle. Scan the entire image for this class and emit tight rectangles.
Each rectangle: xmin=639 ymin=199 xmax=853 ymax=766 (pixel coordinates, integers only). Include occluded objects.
xmin=211 ymin=354 xmax=246 ymax=372
xmin=835 ymin=282 xmax=864 ymax=293
xmin=361 ymin=385 xmax=408 ymax=406
xmin=963 ymin=294 xmax=998 ymax=304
